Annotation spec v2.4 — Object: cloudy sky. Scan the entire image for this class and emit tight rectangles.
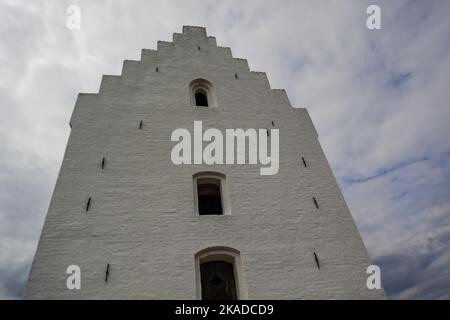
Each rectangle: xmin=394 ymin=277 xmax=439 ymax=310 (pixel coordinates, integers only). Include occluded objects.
xmin=1 ymin=0 xmax=449 ymax=299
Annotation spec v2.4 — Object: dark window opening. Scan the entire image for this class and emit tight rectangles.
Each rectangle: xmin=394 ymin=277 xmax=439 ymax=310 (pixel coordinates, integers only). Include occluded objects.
xmin=195 ymin=90 xmax=209 ymax=107
xmin=190 ymin=79 xmax=215 ymax=107
xmin=198 ymin=182 xmax=223 ymax=215
xmin=201 ymin=261 xmax=237 ymax=300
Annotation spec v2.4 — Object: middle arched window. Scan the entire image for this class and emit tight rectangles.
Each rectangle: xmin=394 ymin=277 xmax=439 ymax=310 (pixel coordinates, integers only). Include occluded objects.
xmin=193 ymin=172 xmax=230 ymax=215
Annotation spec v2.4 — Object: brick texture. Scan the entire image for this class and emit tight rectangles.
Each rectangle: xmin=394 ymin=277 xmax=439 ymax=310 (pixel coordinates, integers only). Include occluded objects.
xmin=25 ymin=26 xmax=386 ymax=299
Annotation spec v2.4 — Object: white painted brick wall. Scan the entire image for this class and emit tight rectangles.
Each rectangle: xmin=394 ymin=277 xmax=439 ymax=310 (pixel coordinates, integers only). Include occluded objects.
xmin=25 ymin=26 xmax=386 ymax=299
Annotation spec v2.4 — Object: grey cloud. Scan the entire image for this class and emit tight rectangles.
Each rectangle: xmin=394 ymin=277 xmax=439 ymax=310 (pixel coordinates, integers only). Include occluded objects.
xmin=1 ymin=0 xmax=449 ymax=299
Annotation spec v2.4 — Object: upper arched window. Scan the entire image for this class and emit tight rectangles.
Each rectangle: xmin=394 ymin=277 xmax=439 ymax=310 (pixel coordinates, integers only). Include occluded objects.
xmin=190 ymin=79 xmax=217 ymax=107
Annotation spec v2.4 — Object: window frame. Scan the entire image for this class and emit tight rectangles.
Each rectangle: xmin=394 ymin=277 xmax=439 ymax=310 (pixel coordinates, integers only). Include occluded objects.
xmin=194 ymin=88 xmax=209 ymax=107
xmin=194 ymin=246 xmax=247 ymax=300
xmin=193 ymin=172 xmax=231 ymax=216
xmin=190 ymin=79 xmax=217 ymax=108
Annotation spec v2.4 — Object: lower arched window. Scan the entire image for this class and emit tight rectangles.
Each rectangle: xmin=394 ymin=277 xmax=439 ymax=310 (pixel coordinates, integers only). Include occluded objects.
xmin=195 ymin=247 xmax=246 ymax=300
xmin=200 ymin=260 xmax=237 ymax=300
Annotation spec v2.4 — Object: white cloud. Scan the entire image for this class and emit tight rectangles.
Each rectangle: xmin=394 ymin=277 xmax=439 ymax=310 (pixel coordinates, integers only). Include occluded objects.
xmin=0 ymin=0 xmax=449 ymax=299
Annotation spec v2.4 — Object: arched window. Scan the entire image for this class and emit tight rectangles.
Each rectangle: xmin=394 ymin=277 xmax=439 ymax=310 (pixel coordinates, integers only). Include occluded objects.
xmin=197 ymin=179 xmax=222 ymax=214
xmin=195 ymin=247 xmax=247 ymax=300
xmin=190 ymin=79 xmax=217 ymax=107
xmin=195 ymin=89 xmax=208 ymax=107
xmin=193 ymin=172 xmax=230 ymax=215
xmin=201 ymin=261 xmax=236 ymax=299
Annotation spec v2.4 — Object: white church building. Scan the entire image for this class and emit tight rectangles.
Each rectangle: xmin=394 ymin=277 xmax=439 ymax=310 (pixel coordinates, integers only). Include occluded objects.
xmin=25 ymin=26 xmax=385 ymax=299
